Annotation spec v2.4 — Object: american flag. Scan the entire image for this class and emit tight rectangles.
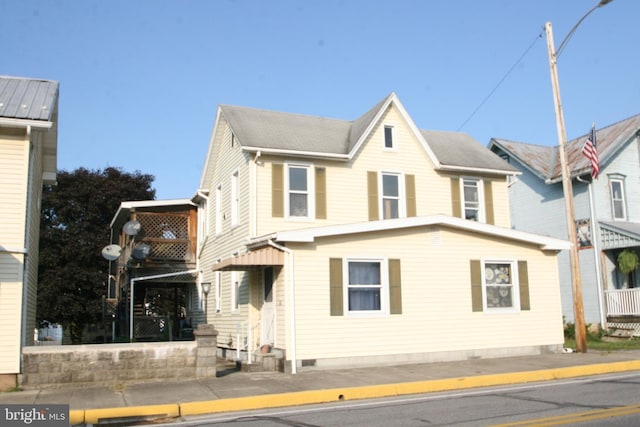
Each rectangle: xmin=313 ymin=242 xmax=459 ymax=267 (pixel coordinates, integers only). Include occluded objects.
xmin=581 ymin=125 xmax=599 ymax=179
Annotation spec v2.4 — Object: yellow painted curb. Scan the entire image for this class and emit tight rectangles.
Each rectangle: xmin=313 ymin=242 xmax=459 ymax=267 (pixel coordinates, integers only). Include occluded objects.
xmin=71 ymin=359 xmax=640 ymax=424
xmin=180 ymin=360 xmax=640 ymax=417
xmin=83 ymin=403 xmax=179 ymax=425
xmin=69 ymin=410 xmax=84 ymax=426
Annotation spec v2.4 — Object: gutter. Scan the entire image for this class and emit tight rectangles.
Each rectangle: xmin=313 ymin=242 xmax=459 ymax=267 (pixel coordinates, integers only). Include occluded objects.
xmin=267 ymin=240 xmax=297 ymax=374
xmin=0 ymin=117 xmax=52 ymax=129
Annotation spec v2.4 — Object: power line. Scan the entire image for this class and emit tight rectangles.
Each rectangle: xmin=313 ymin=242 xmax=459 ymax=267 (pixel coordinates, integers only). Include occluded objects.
xmin=457 ymin=29 xmax=544 ymax=132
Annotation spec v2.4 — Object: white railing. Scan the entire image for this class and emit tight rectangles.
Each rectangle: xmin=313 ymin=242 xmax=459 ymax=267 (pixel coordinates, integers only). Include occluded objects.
xmin=605 ymin=289 xmax=640 ymax=316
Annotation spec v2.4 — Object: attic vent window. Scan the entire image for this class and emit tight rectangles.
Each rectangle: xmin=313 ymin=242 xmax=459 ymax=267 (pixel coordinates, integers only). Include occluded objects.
xmin=384 ymin=125 xmax=395 ymax=149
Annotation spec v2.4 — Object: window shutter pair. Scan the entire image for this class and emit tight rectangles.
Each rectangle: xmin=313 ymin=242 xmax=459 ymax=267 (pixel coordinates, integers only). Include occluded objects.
xmin=367 ymin=172 xmax=416 ymax=221
xmin=469 ymin=260 xmax=530 ymax=312
xmin=272 ymin=164 xmax=326 ymax=219
xmin=329 ymin=258 xmax=402 ymax=316
xmin=450 ymin=178 xmax=495 ymax=225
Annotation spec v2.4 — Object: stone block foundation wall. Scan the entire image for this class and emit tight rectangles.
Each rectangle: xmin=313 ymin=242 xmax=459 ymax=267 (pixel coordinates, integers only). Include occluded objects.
xmin=21 ymin=325 xmax=219 ymax=389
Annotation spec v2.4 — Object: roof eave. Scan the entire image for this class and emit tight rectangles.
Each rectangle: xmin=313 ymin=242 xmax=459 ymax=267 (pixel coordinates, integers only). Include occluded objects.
xmin=242 ymin=146 xmax=350 ymax=160
xmin=437 ymin=164 xmax=522 ymax=176
xmin=274 ymin=215 xmax=569 ymax=251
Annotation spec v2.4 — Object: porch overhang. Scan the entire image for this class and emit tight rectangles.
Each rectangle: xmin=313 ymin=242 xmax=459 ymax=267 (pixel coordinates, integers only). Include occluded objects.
xmin=212 ymin=247 xmax=284 ymax=271
xmin=599 ymin=221 xmax=640 ymax=250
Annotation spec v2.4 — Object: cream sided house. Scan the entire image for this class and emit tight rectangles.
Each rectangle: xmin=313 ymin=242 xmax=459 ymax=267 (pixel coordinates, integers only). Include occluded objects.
xmin=195 ymin=93 xmax=570 ymax=372
xmin=0 ymin=76 xmax=58 ymax=387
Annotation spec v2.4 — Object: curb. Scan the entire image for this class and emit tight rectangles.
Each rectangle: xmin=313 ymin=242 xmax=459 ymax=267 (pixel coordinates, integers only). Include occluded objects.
xmin=71 ymin=360 xmax=640 ymax=425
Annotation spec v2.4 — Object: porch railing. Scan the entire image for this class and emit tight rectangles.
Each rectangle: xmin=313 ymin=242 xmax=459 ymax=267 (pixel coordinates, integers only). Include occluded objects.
xmin=605 ymin=289 xmax=640 ymax=317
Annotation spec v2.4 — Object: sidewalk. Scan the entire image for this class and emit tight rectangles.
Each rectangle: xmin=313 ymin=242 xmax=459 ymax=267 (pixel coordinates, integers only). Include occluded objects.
xmin=2 ymin=350 xmax=640 ymax=425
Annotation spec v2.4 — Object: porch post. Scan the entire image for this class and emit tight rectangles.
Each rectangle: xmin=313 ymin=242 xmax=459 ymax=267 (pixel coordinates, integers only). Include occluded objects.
xmin=194 ymin=323 xmax=219 ymax=378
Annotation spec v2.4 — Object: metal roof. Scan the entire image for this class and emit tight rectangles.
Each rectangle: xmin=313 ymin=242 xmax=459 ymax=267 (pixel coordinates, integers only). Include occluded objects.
xmin=491 ymin=113 xmax=640 ymax=181
xmin=0 ymin=76 xmax=59 ymax=121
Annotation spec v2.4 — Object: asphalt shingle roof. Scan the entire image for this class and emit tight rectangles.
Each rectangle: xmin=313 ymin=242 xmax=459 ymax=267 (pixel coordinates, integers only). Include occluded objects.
xmin=221 ymin=94 xmax=518 ymax=174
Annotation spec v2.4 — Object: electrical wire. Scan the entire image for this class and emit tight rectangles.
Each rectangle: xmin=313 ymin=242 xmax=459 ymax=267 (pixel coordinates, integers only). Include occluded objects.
xmin=457 ymin=29 xmax=544 ymax=132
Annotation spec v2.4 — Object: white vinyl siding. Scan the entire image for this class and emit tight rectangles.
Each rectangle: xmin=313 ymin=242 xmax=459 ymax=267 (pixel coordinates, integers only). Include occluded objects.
xmin=287 ymin=227 xmax=562 ymax=363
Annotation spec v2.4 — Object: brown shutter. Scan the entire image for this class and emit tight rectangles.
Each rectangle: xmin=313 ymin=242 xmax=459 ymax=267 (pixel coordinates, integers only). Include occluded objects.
xmin=330 ymin=258 xmax=343 ymax=316
xmin=518 ymin=261 xmax=530 ymax=311
xmin=470 ymin=260 xmax=483 ymax=312
xmin=405 ymin=174 xmax=416 ymax=217
xmin=367 ymin=171 xmax=379 ymax=221
xmin=389 ymin=259 xmax=402 ymax=314
xmin=272 ymin=164 xmax=284 ymax=217
xmin=315 ymin=167 xmax=327 ymax=220
xmin=484 ymin=180 xmax=495 ymax=225
xmin=451 ymin=178 xmax=461 ymax=218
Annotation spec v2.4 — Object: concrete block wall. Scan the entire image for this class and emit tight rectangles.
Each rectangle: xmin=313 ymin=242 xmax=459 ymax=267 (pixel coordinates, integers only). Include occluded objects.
xmin=21 ymin=326 xmax=219 ymax=389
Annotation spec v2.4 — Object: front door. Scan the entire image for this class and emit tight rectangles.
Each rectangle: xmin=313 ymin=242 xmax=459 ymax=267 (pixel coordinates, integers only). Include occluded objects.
xmin=261 ymin=267 xmax=275 ymax=346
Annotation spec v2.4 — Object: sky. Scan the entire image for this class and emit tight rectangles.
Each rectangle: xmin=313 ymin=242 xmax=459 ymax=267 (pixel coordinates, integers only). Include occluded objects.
xmin=3 ymin=0 xmax=638 ymax=200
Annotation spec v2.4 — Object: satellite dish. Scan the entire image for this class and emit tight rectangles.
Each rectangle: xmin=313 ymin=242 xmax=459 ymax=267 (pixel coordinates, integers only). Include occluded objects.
xmin=123 ymin=220 xmax=142 ymax=236
xmin=132 ymin=243 xmax=151 ymax=260
xmin=101 ymin=244 xmax=123 ymax=261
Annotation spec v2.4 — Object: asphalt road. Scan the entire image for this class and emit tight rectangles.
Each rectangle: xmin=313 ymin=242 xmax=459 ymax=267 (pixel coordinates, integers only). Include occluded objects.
xmin=171 ymin=371 xmax=640 ymax=427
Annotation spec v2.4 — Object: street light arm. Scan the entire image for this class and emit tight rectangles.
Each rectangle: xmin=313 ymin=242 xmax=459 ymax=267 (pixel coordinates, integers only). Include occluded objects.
xmin=556 ymin=0 xmax=613 ymax=59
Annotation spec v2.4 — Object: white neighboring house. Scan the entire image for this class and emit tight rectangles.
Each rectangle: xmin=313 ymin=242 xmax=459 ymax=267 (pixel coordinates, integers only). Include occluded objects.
xmin=490 ymin=114 xmax=640 ymax=333
xmin=0 ymin=76 xmax=58 ymax=388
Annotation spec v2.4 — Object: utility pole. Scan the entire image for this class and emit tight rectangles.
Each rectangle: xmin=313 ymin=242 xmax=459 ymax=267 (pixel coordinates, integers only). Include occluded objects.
xmin=544 ymin=0 xmax=613 ymax=353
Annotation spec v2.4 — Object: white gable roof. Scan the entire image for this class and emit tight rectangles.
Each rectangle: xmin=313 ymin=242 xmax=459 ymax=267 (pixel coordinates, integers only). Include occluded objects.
xmin=260 ymin=215 xmax=569 ymax=251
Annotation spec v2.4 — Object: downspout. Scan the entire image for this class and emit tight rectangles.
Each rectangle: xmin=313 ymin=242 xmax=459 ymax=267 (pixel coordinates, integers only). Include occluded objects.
xmin=267 ymin=239 xmax=297 ymax=374
xmin=577 ymin=176 xmax=606 ymax=328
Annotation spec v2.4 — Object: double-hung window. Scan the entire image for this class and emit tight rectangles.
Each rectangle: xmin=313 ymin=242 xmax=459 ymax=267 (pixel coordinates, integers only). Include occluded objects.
xmin=347 ymin=260 xmax=383 ymax=312
xmin=610 ymin=178 xmax=627 ymax=220
xmin=286 ymin=163 xmax=313 ymax=219
xmin=231 ymin=271 xmax=239 ymax=312
xmin=482 ymin=261 xmax=517 ymax=311
xmin=462 ymin=178 xmax=484 ymax=222
xmin=381 ymin=172 xmax=403 ymax=219
xmin=215 ymin=184 xmax=222 ymax=234
xmin=231 ymin=171 xmax=239 ymax=227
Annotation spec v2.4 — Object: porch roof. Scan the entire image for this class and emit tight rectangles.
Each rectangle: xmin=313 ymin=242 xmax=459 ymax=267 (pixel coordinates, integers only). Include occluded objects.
xmin=599 ymin=221 xmax=640 ymax=250
xmin=212 ymin=247 xmax=284 ymax=271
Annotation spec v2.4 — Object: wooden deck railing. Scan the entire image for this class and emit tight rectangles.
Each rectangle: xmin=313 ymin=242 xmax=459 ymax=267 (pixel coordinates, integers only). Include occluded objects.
xmin=605 ymin=288 xmax=640 ymax=316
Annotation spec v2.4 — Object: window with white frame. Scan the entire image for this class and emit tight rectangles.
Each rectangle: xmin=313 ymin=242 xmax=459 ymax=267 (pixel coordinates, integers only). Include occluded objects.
xmin=231 ymin=170 xmax=239 ymax=226
xmin=482 ymin=261 xmax=518 ymax=311
xmin=231 ymin=271 xmax=239 ymax=312
xmin=383 ymin=125 xmax=395 ymax=149
xmin=214 ymin=271 xmax=221 ymax=312
xmin=286 ymin=163 xmax=313 ymax=219
xmin=462 ymin=178 xmax=484 ymax=222
xmin=345 ymin=259 xmax=387 ymax=313
xmin=215 ymin=184 xmax=222 ymax=234
xmin=610 ymin=178 xmax=627 ymax=220
xmin=381 ymin=172 xmax=403 ymax=219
